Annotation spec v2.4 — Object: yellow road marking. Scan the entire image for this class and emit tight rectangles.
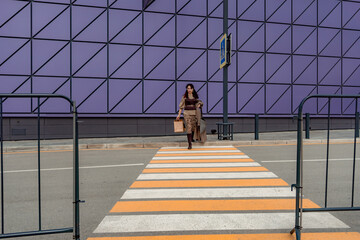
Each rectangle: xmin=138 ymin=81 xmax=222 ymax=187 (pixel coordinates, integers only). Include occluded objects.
xmin=110 ymin=199 xmax=318 ymax=212
xmin=87 ymin=232 xmax=360 ymax=240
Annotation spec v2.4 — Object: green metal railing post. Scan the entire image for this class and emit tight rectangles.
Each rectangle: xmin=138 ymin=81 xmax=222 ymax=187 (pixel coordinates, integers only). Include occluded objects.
xmin=255 ymin=114 xmax=259 ymax=140
xmin=305 ymin=113 xmax=310 ymax=139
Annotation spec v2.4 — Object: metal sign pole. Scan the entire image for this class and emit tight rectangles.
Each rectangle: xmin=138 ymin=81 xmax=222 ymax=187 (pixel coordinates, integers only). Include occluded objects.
xmin=223 ymin=0 xmax=228 ymax=138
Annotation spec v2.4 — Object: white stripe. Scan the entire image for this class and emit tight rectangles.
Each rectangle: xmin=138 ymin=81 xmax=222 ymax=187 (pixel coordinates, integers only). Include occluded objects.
xmin=94 ymin=212 xmax=349 ymax=233
xmin=161 ymin=146 xmax=235 ymax=149
xmin=262 ymin=158 xmax=360 ymax=163
xmin=152 ymin=155 xmax=250 ymax=160
xmin=157 ymin=150 xmax=241 ymax=154
xmin=146 ymin=162 xmax=260 ymax=168
xmin=3 ymin=163 xmax=145 ymax=174
xmin=121 ymin=187 xmax=294 ymax=199
xmin=137 ymin=172 xmax=277 ymax=180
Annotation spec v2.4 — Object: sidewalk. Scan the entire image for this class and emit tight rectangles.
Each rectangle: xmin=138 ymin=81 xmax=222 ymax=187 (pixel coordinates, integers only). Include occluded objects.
xmin=1 ymin=129 xmax=358 ymax=152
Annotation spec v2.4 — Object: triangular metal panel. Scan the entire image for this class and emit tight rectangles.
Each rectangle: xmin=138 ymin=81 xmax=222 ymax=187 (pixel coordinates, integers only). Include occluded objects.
xmin=293 ymin=26 xmax=317 ymax=55
xmin=32 ymin=2 xmax=68 ymax=37
xmin=238 ymin=0 xmax=264 ymax=21
xmin=318 ymin=57 xmax=341 ymax=86
xmin=318 ymin=86 xmax=341 ymax=114
xmin=293 ymin=0 xmax=317 ymax=26
xmin=144 ymin=12 xmax=173 ymax=43
xmin=109 ymin=10 xmax=142 ymax=44
xmin=207 ymin=18 xmax=222 ymax=50
xmin=72 ymin=6 xmax=104 ymax=39
xmin=72 ymin=78 xmax=107 ymax=113
xmin=319 ymin=29 xmax=341 ymax=57
xmin=238 ymin=52 xmax=264 ymax=83
xmin=177 ymin=15 xmax=204 ymax=45
xmin=266 ymin=54 xmax=291 ymax=83
xmin=238 ymin=83 xmax=265 ymax=114
xmin=111 ymin=0 xmax=142 ymax=10
xmin=0 ymin=41 xmax=30 ymax=75
xmin=318 ymin=0 xmax=341 ymax=28
xmin=178 ymin=0 xmax=206 ymax=16
xmin=266 ymin=84 xmax=291 ymax=114
xmin=74 ymin=0 xmax=107 ymax=7
xmin=343 ymin=30 xmax=360 ymax=58
xmin=146 ymin=0 xmax=175 ymax=13
xmin=144 ymin=46 xmax=173 ymax=77
xmin=208 ymin=82 xmax=236 ymax=114
xmin=266 ymin=0 xmax=291 ymax=23
xmin=36 ymin=44 xmax=70 ymax=76
xmin=144 ymin=80 xmax=173 ymax=111
xmin=2 ymin=78 xmax=31 ymax=113
xmin=208 ymin=0 xmax=222 ymax=17
xmin=32 ymin=39 xmax=67 ymax=73
xmin=146 ymin=17 xmax=175 ymax=47
xmin=146 ymin=51 xmax=175 ymax=80
xmin=108 ymin=80 xmax=141 ymax=111
xmin=77 ymin=81 xmax=107 ymax=113
xmin=266 ymin=23 xmax=291 ymax=53
xmin=32 ymin=77 xmax=70 ymax=113
xmin=109 ymin=44 xmax=142 ymax=79
xmin=343 ymin=59 xmax=360 ymax=86
xmin=343 ymin=2 xmax=360 ymax=30
xmin=178 ymin=19 xmax=207 ymax=48
xmin=36 ymin=8 xmax=70 ymax=40
xmin=342 ymin=87 xmax=360 ymax=114
xmin=146 ymin=83 xmax=175 ymax=113
xmin=109 ymin=80 xmax=142 ymax=113
xmin=75 ymin=10 xmax=107 ymax=42
xmin=207 ymin=50 xmax=222 ymax=82
xmin=0 ymin=2 xmax=30 ymax=37
xmin=292 ymin=85 xmax=317 ymax=114
xmin=177 ymin=48 xmax=206 ymax=80
xmin=238 ymin=21 xmax=264 ymax=52
xmin=73 ymin=42 xmax=105 ymax=74
xmin=293 ymin=55 xmax=317 ymax=85
xmin=74 ymin=47 xmax=107 ymax=78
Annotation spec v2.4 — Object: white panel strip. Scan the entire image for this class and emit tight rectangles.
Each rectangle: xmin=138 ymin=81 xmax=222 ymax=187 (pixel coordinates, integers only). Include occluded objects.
xmin=94 ymin=212 xmax=349 ymax=233
xmin=157 ymin=150 xmax=241 ymax=154
xmin=121 ymin=187 xmax=294 ymax=199
xmin=146 ymin=162 xmax=260 ymax=168
xmin=161 ymin=146 xmax=235 ymax=149
xmin=152 ymin=155 xmax=250 ymax=160
xmin=137 ymin=172 xmax=277 ymax=180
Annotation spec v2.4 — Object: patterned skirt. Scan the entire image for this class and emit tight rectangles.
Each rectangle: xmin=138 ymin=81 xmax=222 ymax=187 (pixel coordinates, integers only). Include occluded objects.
xmin=184 ymin=114 xmax=197 ymax=134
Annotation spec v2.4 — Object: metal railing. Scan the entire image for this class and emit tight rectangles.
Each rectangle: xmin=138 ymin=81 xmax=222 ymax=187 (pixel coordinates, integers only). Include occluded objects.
xmin=290 ymin=94 xmax=360 ymax=240
xmin=0 ymin=94 xmax=81 ymax=239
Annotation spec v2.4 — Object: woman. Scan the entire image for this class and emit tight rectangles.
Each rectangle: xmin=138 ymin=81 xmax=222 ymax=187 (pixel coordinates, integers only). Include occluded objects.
xmin=176 ymin=84 xmax=203 ymax=149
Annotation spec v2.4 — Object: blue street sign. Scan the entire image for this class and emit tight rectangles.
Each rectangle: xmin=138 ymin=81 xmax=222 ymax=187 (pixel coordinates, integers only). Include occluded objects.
xmin=220 ymin=34 xmax=227 ymax=69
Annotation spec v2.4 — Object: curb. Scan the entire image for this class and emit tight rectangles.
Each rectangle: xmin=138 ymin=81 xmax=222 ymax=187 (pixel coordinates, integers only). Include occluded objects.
xmin=2 ymin=138 xmax=357 ymax=153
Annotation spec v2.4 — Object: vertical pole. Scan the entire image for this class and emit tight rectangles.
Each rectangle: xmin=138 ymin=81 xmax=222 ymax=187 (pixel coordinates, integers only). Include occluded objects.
xmin=255 ymin=114 xmax=259 ymax=140
xmin=37 ymin=97 xmax=41 ymax=231
xmin=0 ymin=98 xmax=4 ymax=234
xmin=73 ymin=102 xmax=80 ymax=240
xmin=352 ymin=100 xmax=358 ymax=207
xmin=305 ymin=113 xmax=310 ymax=139
xmin=223 ymin=0 xmax=228 ymax=138
xmin=325 ymin=98 xmax=331 ymax=208
xmin=355 ymin=111 xmax=359 ymax=138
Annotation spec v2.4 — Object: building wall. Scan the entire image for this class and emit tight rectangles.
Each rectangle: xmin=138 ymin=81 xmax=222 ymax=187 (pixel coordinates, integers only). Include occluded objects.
xmin=1 ymin=0 xmax=360 ymax=121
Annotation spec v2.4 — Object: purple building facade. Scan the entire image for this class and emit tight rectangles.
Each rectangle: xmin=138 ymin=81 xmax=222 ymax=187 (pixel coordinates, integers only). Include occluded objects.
xmin=0 ymin=0 xmax=360 ymax=138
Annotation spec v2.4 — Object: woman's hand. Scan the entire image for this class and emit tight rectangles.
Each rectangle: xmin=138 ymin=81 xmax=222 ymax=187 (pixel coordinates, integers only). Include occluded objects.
xmin=176 ymin=114 xmax=180 ymax=120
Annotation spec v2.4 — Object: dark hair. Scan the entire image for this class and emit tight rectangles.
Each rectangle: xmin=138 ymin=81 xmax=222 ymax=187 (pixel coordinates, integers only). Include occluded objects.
xmin=183 ymin=84 xmax=199 ymax=99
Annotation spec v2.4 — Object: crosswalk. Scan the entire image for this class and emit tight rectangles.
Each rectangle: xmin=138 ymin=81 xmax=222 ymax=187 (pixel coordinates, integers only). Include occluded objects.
xmin=88 ymin=146 xmax=359 ymax=240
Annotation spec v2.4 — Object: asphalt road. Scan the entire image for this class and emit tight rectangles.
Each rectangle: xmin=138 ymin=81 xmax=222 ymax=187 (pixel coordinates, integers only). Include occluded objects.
xmin=0 ymin=142 xmax=360 ymax=239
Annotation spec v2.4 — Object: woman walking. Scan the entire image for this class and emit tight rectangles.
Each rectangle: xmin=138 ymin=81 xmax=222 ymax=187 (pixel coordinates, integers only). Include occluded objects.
xmin=176 ymin=84 xmax=203 ymax=149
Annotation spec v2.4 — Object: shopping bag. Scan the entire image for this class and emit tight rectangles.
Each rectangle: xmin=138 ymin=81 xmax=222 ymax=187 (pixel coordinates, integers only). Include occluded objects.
xmin=200 ymin=118 xmax=206 ymax=134
xmin=174 ymin=120 xmax=185 ymax=133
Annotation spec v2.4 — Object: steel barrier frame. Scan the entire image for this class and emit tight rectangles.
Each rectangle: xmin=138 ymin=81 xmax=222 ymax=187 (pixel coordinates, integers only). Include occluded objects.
xmin=0 ymin=94 xmax=80 ymax=239
xmin=291 ymin=94 xmax=360 ymax=240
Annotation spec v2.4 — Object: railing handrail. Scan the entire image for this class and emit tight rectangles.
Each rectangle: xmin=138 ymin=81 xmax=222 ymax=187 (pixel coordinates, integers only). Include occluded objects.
xmin=292 ymin=94 xmax=360 ymax=240
xmin=0 ymin=94 xmax=80 ymax=240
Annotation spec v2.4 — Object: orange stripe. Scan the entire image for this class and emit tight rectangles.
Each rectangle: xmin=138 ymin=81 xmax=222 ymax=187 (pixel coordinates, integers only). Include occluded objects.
xmin=155 ymin=152 xmax=245 ymax=156
xmin=142 ymin=167 xmax=268 ymax=173
xmin=130 ymin=179 xmax=288 ymax=188
xmin=87 ymin=232 xmax=360 ymax=240
xmin=110 ymin=199 xmax=318 ymax=212
xmin=158 ymin=147 xmax=237 ymax=152
xmin=150 ymin=159 xmax=254 ymax=163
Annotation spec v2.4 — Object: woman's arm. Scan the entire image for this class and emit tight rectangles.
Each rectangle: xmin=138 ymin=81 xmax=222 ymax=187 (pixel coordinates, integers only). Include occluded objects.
xmin=176 ymin=109 xmax=182 ymax=120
